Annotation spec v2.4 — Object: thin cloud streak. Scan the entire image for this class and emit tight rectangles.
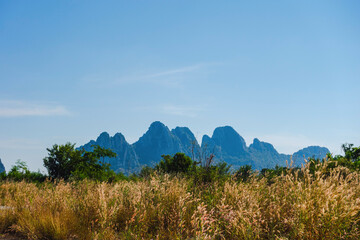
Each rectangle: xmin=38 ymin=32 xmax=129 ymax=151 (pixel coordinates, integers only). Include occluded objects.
xmin=111 ymin=62 xmax=219 ymax=86
xmin=0 ymin=100 xmax=70 ymax=117
xmin=144 ymin=64 xmax=203 ymax=78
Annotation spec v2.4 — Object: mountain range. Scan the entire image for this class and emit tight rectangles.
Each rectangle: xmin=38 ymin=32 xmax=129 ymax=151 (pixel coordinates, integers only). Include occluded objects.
xmin=80 ymin=121 xmax=330 ymax=173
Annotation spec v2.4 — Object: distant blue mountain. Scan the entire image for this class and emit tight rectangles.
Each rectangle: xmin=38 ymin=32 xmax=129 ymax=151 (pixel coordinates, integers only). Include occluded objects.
xmin=202 ymin=126 xmax=253 ymax=167
xmin=79 ymin=121 xmax=330 ymax=173
xmin=292 ymin=146 xmax=330 ymax=167
xmin=81 ymin=132 xmax=140 ymax=174
xmin=133 ymin=121 xmax=184 ymax=166
xmin=0 ymin=158 xmax=5 ymax=173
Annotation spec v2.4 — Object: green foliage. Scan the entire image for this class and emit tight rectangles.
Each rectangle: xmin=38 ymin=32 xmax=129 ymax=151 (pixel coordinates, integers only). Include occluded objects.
xmin=43 ymin=143 xmax=82 ymax=180
xmin=70 ymin=145 xmax=117 ymax=181
xmin=193 ymin=161 xmax=231 ymax=185
xmin=234 ymin=164 xmax=253 ymax=182
xmin=260 ymin=165 xmax=288 ymax=184
xmin=260 ymin=165 xmax=287 ymax=178
xmin=43 ymin=143 xmax=117 ymax=181
xmin=114 ymin=171 xmax=129 ymax=181
xmin=154 ymin=152 xmax=231 ymax=185
xmin=307 ymin=143 xmax=360 ymax=175
xmin=156 ymin=153 xmax=195 ymax=174
xmin=4 ymin=143 xmax=360 ymax=187
xmin=336 ymin=143 xmax=360 ymax=170
xmin=0 ymin=160 xmax=46 ymax=183
xmin=342 ymin=143 xmax=360 ymax=162
xmin=138 ymin=166 xmax=155 ymax=179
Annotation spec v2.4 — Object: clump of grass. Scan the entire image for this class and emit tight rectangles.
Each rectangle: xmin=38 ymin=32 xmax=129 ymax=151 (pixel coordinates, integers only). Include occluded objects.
xmin=0 ymin=162 xmax=359 ymax=239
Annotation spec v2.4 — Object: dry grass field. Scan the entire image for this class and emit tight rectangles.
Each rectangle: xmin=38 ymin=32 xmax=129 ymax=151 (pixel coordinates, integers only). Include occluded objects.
xmin=0 ymin=163 xmax=359 ymax=240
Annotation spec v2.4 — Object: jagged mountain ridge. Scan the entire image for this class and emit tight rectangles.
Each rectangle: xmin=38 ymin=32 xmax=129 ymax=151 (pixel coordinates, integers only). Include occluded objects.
xmin=79 ymin=121 xmax=330 ymax=173
xmin=81 ymin=132 xmax=140 ymax=173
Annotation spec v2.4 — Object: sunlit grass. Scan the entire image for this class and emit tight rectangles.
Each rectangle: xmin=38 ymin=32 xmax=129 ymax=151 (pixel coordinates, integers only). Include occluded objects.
xmin=0 ymin=163 xmax=359 ymax=239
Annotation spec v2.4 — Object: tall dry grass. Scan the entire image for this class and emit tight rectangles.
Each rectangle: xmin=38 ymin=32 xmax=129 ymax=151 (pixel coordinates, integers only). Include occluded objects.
xmin=0 ymin=163 xmax=359 ymax=239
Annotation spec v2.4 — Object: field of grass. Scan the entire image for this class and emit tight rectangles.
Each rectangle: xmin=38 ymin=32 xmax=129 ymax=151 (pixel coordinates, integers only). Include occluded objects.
xmin=0 ymin=163 xmax=359 ymax=240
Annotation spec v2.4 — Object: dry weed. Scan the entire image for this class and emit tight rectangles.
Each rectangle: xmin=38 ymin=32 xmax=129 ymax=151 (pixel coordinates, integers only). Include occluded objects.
xmin=0 ymin=163 xmax=359 ymax=239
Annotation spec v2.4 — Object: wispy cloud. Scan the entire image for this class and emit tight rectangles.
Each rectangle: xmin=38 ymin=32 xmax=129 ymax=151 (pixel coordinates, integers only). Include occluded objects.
xmin=144 ymin=64 xmax=204 ymax=78
xmin=108 ymin=63 xmax=219 ymax=87
xmin=0 ymin=100 xmax=70 ymax=117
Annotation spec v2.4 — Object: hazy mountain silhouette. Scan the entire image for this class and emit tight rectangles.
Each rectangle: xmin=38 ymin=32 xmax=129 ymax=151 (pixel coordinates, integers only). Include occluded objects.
xmin=80 ymin=121 xmax=330 ymax=173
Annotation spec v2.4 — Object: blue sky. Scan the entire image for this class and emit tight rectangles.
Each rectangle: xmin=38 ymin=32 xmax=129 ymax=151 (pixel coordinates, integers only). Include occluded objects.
xmin=1 ymin=0 xmax=359 ymax=171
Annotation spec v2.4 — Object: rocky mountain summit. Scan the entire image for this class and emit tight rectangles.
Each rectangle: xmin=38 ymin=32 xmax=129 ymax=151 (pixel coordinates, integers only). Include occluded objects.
xmin=0 ymin=158 xmax=5 ymax=173
xmin=80 ymin=121 xmax=330 ymax=173
xmin=133 ymin=122 xmax=184 ymax=166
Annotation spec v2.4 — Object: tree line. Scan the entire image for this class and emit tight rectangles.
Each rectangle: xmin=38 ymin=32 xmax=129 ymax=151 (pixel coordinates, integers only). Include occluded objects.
xmin=0 ymin=142 xmax=359 ymax=184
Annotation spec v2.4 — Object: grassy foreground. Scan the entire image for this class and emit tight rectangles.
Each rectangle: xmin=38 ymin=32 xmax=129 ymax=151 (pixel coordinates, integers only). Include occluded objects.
xmin=0 ymin=164 xmax=360 ymax=240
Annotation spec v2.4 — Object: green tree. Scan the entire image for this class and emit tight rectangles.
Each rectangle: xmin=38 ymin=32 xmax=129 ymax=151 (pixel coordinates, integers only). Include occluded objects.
xmin=157 ymin=153 xmax=195 ymax=174
xmin=43 ymin=143 xmax=82 ymax=180
xmin=342 ymin=143 xmax=360 ymax=165
xmin=43 ymin=143 xmax=117 ymax=181
xmin=71 ymin=146 xmax=117 ymax=181
xmin=325 ymin=144 xmax=360 ymax=171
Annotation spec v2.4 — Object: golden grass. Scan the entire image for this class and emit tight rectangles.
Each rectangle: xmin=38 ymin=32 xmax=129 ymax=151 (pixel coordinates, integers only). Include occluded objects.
xmin=0 ymin=164 xmax=359 ymax=239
